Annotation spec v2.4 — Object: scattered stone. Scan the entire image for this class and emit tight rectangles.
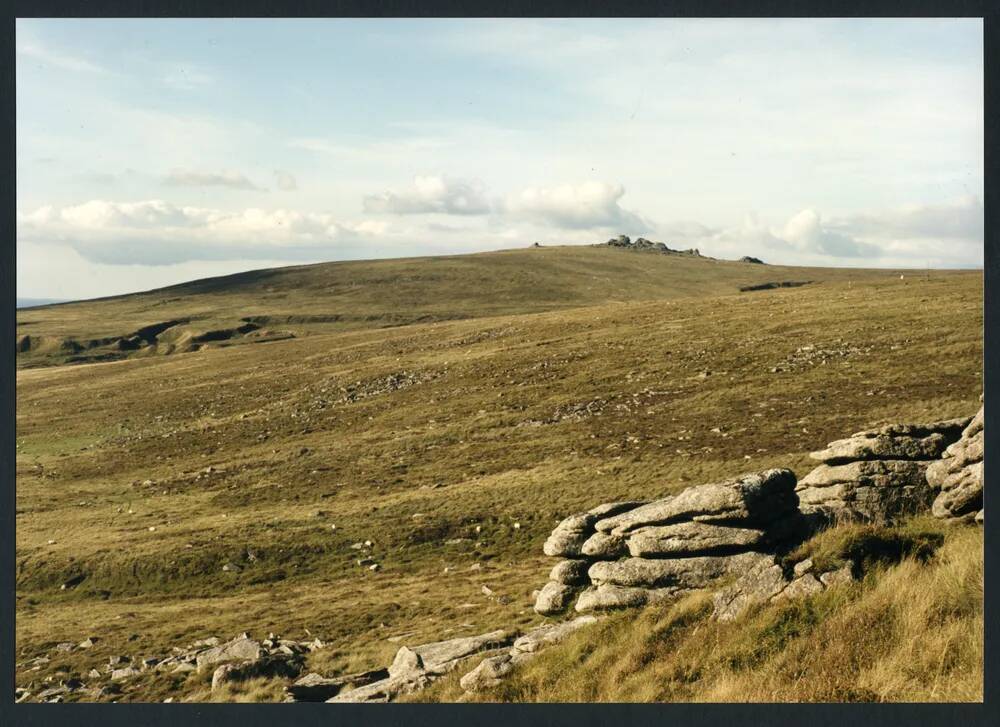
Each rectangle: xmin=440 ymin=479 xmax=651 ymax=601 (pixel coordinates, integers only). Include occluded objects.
xmin=286 ymin=668 xmax=389 ymax=702
xmin=328 ymin=629 xmax=511 ymax=702
xmin=111 ymin=667 xmax=140 ymax=680
xmin=195 ymin=636 xmax=262 ymax=670
xmin=211 ymin=656 xmax=302 ymax=691
xmin=775 ymin=573 xmax=824 ymax=601
xmin=792 ymin=558 xmax=814 ymax=577
xmin=459 ymin=653 xmax=520 ymax=692
xmin=712 ymin=554 xmax=789 ymax=622
xmin=819 ymin=565 xmax=854 ymax=588
xmin=511 ymin=615 xmax=600 ymax=654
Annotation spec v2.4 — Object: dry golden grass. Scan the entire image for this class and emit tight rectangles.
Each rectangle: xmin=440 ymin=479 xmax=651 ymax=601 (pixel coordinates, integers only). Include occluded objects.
xmin=412 ymin=522 xmax=982 ymax=703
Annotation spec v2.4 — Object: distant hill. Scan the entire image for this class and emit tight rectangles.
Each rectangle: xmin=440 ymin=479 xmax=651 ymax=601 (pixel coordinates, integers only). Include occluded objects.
xmin=14 ymin=244 xmax=963 ymax=368
xmin=16 ymin=297 xmax=67 ymax=309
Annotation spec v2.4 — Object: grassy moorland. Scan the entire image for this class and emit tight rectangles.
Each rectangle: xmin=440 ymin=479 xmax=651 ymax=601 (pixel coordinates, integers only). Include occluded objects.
xmin=17 ymin=245 xmax=912 ymax=368
xmin=14 ymin=247 xmax=982 ymax=702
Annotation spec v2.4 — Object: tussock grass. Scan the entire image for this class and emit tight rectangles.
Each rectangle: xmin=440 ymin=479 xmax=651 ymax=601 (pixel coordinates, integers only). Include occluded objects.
xmin=412 ymin=522 xmax=982 ymax=703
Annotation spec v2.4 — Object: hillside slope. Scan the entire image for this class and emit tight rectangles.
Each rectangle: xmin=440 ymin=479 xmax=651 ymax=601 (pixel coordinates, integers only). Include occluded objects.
xmin=14 ymin=270 xmax=982 ymax=702
xmin=15 ymin=245 xmax=950 ymax=367
xmin=409 ymin=518 xmax=982 ymax=703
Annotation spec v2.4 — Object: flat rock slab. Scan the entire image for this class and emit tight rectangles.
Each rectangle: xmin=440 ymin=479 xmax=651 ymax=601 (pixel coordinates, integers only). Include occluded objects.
xmin=809 ymin=432 xmax=948 ymax=464
xmin=626 ymin=521 xmax=766 ymax=558
xmin=512 ymin=616 xmax=600 ymax=654
xmin=195 ymin=637 xmax=262 ymax=670
xmin=410 ymin=629 xmax=512 ymax=674
xmin=286 ymin=668 xmax=389 ymax=702
xmin=595 ymin=469 xmax=797 ymax=534
xmin=798 ymin=459 xmax=928 ymax=489
xmin=575 ymin=584 xmax=680 ymax=612
xmin=588 ymin=551 xmax=763 ymax=589
xmin=326 ymin=674 xmax=430 ymax=703
xmin=850 ymin=417 xmax=970 ymax=440
xmin=798 ymin=482 xmax=935 ymax=523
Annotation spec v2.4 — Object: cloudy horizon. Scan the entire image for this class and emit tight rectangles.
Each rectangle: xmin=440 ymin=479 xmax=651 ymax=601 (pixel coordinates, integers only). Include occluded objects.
xmin=17 ymin=18 xmax=983 ymax=300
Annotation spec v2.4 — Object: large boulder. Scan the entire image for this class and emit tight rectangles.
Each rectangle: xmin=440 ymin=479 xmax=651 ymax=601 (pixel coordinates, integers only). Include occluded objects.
xmin=410 ymin=630 xmax=512 ymax=675
xmin=594 ymin=469 xmax=797 ymax=534
xmin=796 ymin=460 xmax=935 ymax=523
xmin=533 ymin=581 xmax=577 ymax=615
xmin=196 ymin=636 xmax=263 ymax=670
xmin=808 ymin=418 xmax=968 ymax=465
xmin=929 ymin=407 xmax=984 ymax=522
xmin=549 ymin=560 xmax=590 ymax=586
xmin=543 ymin=501 xmax=646 ymax=557
xmin=800 ymin=418 xmax=967 ymax=524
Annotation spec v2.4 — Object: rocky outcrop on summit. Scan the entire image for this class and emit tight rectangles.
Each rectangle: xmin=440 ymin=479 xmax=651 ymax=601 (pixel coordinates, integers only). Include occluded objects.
xmin=929 ymin=406 xmax=984 ymax=523
xmin=797 ymin=418 xmax=969 ymax=524
xmin=533 ymin=470 xmax=805 ymax=616
xmin=597 ymin=234 xmax=706 ymax=258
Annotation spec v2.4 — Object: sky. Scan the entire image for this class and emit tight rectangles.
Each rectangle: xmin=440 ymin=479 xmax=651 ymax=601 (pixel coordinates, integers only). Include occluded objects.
xmin=16 ymin=18 xmax=984 ymax=300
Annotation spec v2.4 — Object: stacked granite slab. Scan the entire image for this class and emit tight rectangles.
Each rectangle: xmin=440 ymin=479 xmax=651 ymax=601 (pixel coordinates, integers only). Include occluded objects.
xmin=535 ymin=469 xmax=805 ymax=614
xmin=796 ymin=417 xmax=969 ymax=525
xmin=928 ymin=406 xmax=984 ymax=524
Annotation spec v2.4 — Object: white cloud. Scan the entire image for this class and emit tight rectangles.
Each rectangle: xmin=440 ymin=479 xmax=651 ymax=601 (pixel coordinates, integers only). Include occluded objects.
xmin=16 ymin=38 xmax=106 ymax=73
xmin=363 ymin=175 xmax=492 ymax=215
xmin=274 ymin=170 xmax=298 ymax=191
xmin=504 ymin=181 xmax=652 ymax=232
xmin=663 ymin=198 xmax=983 ymax=267
xmin=164 ymin=168 xmax=263 ymax=191
xmin=17 ymin=199 xmax=389 ymax=265
xmin=828 ymin=196 xmax=983 ymax=240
